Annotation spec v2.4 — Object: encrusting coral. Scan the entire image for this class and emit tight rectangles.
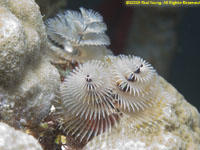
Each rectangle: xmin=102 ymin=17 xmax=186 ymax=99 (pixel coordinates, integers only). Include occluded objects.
xmin=0 ymin=0 xmax=46 ymax=86
xmin=0 ymin=0 xmax=60 ymax=135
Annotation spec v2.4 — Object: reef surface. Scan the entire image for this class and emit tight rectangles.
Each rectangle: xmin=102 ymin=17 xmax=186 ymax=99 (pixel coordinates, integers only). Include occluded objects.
xmin=0 ymin=122 xmax=43 ymax=150
xmin=0 ymin=0 xmax=60 ymax=132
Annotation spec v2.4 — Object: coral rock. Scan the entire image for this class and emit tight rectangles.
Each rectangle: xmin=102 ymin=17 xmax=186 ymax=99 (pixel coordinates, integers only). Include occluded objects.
xmin=0 ymin=0 xmax=46 ymax=85
xmin=0 ymin=122 xmax=43 ymax=150
xmin=0 ymin=6 xmax=26 ymax=85
xmin=0 ymin=0 xmax=60 ymax=129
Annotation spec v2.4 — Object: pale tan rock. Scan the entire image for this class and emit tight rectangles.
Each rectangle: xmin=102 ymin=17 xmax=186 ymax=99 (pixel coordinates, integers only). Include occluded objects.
xmin=0 ymin=6 xmax=26 ymax=85
xmin=0 ymin=0 xmax=46 ymax=85
xmin=0 ymin=122 xmax=43 ymax=150
xmin=84 ymin=77 xmax=200 ymax=150
xmin=0 ymin=0 xmax=60 ymax=129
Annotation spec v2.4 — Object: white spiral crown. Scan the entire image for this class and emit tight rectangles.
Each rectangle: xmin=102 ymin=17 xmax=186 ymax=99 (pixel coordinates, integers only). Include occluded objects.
xmin=60 ymin=60 xmax=119 ymax=142
xmin=106 ymin=55 xmax=159 ymax=112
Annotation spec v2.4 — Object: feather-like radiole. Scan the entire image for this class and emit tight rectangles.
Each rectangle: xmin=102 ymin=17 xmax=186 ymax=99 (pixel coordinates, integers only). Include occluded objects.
xmin=59 ymin=60 xmax=120 ymax=142
xmin=45 ymin=8 xmax=113 ymax=62
xmin=105 ymin=55 xmax=161 ymax=112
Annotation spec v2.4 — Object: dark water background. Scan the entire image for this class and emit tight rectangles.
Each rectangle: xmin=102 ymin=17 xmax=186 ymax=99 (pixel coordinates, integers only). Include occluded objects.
xmin=169 ymin=8 xmax=200 ymax=111
xmin=66 ymin=1 xmax=200 ymax=111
